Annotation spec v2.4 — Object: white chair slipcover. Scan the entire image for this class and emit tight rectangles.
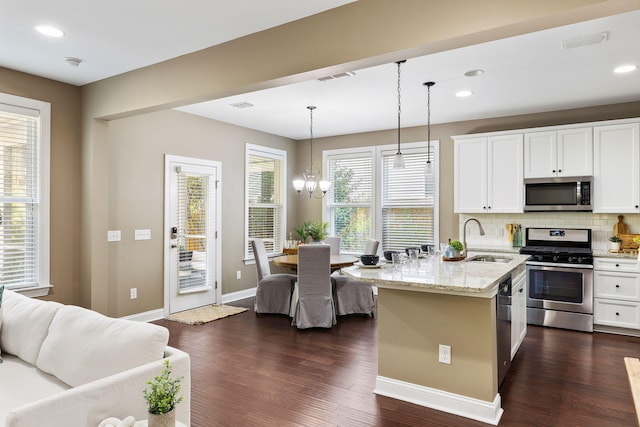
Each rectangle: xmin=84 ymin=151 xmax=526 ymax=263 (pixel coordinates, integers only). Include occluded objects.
xmin=324 ymin=236 xmax=341 ymax=255
xmin=291 ymin=244 xmax=336 ymax=329
xmin=251 ymin=238 xmax=296 ymax=315
xmin=332 ymin=239 xmax=377 ymax=317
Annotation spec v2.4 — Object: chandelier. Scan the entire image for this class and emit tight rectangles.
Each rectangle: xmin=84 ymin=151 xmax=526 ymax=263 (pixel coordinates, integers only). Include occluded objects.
xmin=293 ymin=106 xmax=331 ymax=198
xmin=424 ymin=81 xmax=436 ymax=175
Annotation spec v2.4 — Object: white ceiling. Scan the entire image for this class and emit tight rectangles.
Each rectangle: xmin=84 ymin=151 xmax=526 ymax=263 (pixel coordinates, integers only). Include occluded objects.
xmin=2 ymin=3 xmax=639 ymax=140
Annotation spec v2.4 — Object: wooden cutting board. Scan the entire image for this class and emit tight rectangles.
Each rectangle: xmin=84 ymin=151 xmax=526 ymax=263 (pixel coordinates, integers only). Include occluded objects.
xmin=614 ymin=215 xmax=630 ymax=235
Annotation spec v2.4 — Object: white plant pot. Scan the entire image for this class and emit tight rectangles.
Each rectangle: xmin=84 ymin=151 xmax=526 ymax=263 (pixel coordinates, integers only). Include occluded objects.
xmin=610 ymin=242 xmax=621 ymax=252
xmin=148 ymin=409 xmax=175 ymax=427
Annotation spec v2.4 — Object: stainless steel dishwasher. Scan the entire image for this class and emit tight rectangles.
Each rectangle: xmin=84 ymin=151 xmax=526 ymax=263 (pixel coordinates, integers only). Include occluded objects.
xmin=497 ymin=275 xmax=512 ymax=386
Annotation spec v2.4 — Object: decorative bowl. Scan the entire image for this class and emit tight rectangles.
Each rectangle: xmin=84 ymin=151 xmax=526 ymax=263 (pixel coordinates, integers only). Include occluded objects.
xmin=360 ymin=255 xmax=380 ymax=265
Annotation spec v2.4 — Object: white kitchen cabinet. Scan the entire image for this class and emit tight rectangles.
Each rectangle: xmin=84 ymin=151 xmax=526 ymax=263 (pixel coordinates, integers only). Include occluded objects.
xmin=454 ymin=133 xmax=523 ymax=213
xmin=594 ymin=257 xmax=640 ymax=334
xmin=524 ymin=127 xmax=593 ymax=178
xmin=593 ymin=122 xmax=640 ymax=213
xmin=511 ymin=268 xmax=527 ymax=359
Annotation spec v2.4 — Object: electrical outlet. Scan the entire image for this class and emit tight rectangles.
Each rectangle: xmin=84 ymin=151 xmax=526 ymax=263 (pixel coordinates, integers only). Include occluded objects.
xmin=107 ymin=230 xmax=121 ymax=242
xmin=130 ymin=288 xmax=137 ymax=299
xmin=439 ymin=344 xmax=451 ymax=364
xmin=236 ymin=270 xmax=241 ymax=280
xmin=134 ymin=229 xmax=151 ymax=240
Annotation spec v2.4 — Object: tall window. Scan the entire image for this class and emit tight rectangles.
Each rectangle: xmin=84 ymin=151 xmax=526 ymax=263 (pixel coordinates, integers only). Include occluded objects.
xmin=323 ymin=142 xmax=438 ymax=254
xmin=245 ymin=144 xmax=286 ymax=259
xmin=325 ymin=149 xmax=374 ymax=253
xmin=0 ymin=93 xmax=50 ymax=291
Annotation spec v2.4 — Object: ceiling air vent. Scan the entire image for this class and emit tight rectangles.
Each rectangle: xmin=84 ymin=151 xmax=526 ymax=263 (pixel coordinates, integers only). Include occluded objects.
xmin=318 ymin=71 xmax=356 ymax=82
xmin=230 ymin=101 xmax=254 ymax=109
xmin=562 ymin=31 xmax=609 ymax=49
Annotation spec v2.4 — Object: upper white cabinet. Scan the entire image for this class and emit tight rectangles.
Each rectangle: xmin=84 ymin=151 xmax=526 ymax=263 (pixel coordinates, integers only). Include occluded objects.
xmin=593 ymin=122 xmax=640 ymax=213
xmin=524 ymin=127 xmax=593 ymax=178
xmin=454 ymin=133 xmax=523 ymax=213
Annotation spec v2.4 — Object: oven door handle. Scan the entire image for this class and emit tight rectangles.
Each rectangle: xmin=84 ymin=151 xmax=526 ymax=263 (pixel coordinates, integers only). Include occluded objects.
xmin=526 ymin=261 xmax=593 ymax=270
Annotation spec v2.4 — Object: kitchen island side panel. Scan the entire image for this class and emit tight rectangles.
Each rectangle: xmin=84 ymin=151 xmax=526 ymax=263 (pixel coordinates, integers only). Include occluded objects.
xmin=378 ymin=288 xmax=498 ymax=402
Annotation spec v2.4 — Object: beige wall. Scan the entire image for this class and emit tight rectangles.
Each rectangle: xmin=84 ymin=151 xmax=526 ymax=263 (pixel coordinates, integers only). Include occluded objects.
xmin=106 ymin=110 xmax=297 ymax=315
xmin=0 ymin=67 xmax=81 ymax=305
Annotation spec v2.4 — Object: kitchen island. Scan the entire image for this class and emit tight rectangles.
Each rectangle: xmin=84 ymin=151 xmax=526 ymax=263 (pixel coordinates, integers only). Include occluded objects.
xmin=342 ymin=252 xmax=529 ymax=425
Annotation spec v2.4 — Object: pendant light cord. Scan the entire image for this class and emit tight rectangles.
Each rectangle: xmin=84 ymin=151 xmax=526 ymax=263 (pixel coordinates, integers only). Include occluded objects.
xmin=424 ymin=81 xmax=435 ymax=163
xmin=308 ymin=105 xmax=316 ymax=170
xmin=396 ymin=61 xmax=405 ymax=155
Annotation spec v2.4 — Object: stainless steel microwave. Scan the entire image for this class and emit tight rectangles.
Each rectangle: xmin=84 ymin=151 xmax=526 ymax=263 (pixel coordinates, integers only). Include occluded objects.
xmin=524 ymin=176 xmax=592 ymax=212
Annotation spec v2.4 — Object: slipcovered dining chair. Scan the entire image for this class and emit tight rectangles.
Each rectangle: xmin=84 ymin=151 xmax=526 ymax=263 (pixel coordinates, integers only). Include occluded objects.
xmin=364 ymin=239 xmax=379 ymax=255
xmin=251 ymin=238 xmax=296 ymax=315
xmin=332 ymin=239 xmax=377 ymax=317
xmin=324 ymin=236 xmax=341 ymax=255
xmin=291 ymin=244 xmax=336 ymax=329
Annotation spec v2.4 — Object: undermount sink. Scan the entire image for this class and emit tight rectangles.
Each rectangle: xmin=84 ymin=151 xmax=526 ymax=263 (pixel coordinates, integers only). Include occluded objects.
xmin=466 ymin=255 xmax=512 ymax=263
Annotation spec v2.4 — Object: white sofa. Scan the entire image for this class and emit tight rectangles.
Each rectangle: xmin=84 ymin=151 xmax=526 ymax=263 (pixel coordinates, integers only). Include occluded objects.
xmin=0 ymin=289 xmax=190 ymax=427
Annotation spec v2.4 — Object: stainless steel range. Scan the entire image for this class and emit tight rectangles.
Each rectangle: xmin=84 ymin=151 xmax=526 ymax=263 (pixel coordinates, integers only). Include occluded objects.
xmin=519 ymin=228 xmax=593 ymax=332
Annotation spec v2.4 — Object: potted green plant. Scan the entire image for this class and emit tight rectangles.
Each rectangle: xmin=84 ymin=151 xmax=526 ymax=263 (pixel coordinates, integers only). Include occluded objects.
xmin=143 ymin=360 xmax=184 ymax=427
xmin=295 ymin=220 xmax=329 ymax=243
xmin=450 ymin=240 xmax=464 ymax=257
xmin=609 ymin=235 xmax=622 ymax=252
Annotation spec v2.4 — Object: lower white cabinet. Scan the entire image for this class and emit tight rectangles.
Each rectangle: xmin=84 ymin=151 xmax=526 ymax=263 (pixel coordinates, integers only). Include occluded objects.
xmin=594 ymin=258 xmax=640 ymax=332
xmin=511 ymin=268 xmax=527 ymax=359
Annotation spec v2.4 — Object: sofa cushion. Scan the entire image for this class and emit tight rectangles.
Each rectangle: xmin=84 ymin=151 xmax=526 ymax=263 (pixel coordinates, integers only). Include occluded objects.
xmin=0 ymin=354 xmax=70 ymax=424
xmin=36 ymin=305 xmax=170 ymax=387
xmin=0 ymin=290 xmax=63 ymax=365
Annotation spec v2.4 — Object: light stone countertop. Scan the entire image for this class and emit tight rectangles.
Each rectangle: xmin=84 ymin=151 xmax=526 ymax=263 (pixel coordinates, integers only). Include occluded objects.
xmin=341 ymin=252 xmax=530 ymax=298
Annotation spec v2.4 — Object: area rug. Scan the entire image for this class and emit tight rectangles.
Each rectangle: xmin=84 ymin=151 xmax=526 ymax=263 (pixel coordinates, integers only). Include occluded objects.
xmin=166 ymin=304 xmax=248 ymax=325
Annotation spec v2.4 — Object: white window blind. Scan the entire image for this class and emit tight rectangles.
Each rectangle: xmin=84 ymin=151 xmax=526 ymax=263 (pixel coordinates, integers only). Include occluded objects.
xmin=325 ymin=152 xmax=373 ymax=253
xmin=0 ymin=102 xmax=41 ymax=289
xmin=382 ymin=149 xmax=434 ymax=250
xmin=246 ymin=145 xmax=286 ymax=259
xmin=176 ymin=170 xmax=211 ymax=291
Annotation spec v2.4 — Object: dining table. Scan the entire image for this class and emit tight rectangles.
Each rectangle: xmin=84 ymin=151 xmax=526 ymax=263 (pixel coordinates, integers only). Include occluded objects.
xmin=272 ymin=253 xmax=359 ymax=272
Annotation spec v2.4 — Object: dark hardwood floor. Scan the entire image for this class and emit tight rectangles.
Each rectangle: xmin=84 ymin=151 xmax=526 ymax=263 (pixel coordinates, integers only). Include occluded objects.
xmin=154 ymin=299 xmax=640 ymax=426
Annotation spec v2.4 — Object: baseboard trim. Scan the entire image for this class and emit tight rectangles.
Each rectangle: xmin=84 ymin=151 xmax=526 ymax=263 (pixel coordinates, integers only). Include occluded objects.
xmin=221 ymin=287 xmax=256 ymax=304
xmin=123 ymin=288 xmax=257 ymax=322
xmin=374 ymin=376 xmax=503 ymax=425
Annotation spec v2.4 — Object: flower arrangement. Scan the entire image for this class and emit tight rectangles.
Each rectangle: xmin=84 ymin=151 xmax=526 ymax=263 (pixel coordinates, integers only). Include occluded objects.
xmin=143 ymin=360 xmax=184 ymax=415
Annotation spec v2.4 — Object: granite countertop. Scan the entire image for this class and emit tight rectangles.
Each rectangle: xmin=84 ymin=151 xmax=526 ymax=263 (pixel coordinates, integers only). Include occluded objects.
xmin=342 ymin=252 xmax=530 ymax=298
xmin=594 ymin=251 xmax=639 ymax=260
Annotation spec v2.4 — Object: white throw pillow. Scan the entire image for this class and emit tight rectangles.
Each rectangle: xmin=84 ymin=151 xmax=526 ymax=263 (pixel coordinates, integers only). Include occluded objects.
xmin=36 ymin=305 xmax=170 ymax=387
xmin=0 ymin=289 xmax=63 ymax=364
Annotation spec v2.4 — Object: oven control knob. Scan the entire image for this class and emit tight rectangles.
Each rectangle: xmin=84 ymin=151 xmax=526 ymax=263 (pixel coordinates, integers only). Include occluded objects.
xmin=568 ymin=256 xmax=576 ymax=263
xmin=535 ymin=254 xmax=545 ymax=262
xmin=552 ymin=255 xmax=560 ymax=262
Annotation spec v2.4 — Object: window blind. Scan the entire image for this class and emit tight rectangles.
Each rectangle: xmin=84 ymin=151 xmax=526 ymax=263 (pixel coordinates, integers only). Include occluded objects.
xmin=176 ymin=172 xmax=210 ymax=291
xmin=0 ymin=104 xmax=40 ymax=288
xmin=382 ymin=150 xmax=434 ymax=250
xmin=246 ymin=147 xmax=284 ymax=258
xmin=326 ymin=153 xmax=373 ymax=253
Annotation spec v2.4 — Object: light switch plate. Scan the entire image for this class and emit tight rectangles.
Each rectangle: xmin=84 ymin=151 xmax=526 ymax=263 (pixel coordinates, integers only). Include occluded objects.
xmin=439 ymin=344 xmax=451 ymax=364
xmin=107 ymin=230 xmax=121 ymax=242
xmin=134 ymin=229 xmax=151 ymax=240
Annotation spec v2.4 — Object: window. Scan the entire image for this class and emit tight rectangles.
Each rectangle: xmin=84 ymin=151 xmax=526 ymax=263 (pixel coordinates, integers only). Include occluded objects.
xmin=323 ymin=141 xmax=438 ymax=254
xmin=0 ymin=93 xmax=50 ymax=293
xmin=245 ymin=144 xmax=286 ymax=259
xmin=324 ymin=149 xmax=374 ymax=253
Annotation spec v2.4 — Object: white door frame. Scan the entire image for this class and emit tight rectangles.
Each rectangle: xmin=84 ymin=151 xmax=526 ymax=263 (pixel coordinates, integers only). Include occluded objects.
xmin=163 ymin=154 xmax=222 ymax=315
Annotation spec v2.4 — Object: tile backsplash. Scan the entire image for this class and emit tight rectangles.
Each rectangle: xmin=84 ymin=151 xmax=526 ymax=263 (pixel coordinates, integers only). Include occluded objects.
xmin=458 ymin=213 xmax=640 ymax=252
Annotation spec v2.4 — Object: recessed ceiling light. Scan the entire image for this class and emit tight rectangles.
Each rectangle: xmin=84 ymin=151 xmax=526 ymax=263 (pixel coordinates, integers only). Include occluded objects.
xmin=64 ymin=57 xmax=81 ymax=67
xmin=35 ymin=25 xmax=65 ymax=38
xmin=614 ymin=64 xmax=638 ymax=74
xmin=456 ymin=90 xmax=473 ymax=98
xmin=230 ymin=101 xmax=254 ymax=109
xmin=464 ymin=69 xmax=484 ymax=77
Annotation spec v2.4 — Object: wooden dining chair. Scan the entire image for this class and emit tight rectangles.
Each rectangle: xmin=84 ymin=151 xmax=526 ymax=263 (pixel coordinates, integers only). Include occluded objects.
xmin=251 ymin=238 xmax=296 ymax=315
xmin=291 ymin=244 xmax=336 ymax=329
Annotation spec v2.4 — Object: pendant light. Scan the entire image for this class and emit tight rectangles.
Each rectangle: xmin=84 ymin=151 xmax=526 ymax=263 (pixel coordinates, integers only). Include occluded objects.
xmin=423 ymin=81 xmax=436 ymax=175
xmin=393 ymin=60 xmax=406 ymax=169
xmin=292 ymin=106 xmax=331 ymax=198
